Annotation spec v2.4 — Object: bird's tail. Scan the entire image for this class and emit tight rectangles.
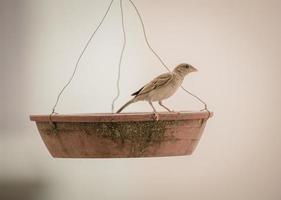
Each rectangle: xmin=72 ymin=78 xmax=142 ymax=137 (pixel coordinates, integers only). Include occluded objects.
xmin=116 ymin=98 xmax=136 ymax=113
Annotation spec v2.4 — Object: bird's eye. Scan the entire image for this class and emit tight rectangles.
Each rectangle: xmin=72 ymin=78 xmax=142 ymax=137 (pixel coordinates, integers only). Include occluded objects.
xmin=186 ymin=65 xmax=189 ymax=69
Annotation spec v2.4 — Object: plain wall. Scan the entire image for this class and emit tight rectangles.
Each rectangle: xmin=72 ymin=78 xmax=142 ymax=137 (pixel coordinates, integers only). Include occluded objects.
xmin=1 ymin=0 xmax=281 ymax=200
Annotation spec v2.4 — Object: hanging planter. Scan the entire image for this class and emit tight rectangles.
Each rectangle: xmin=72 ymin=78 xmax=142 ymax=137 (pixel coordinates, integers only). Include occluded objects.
xmin=30 ymin=0 xmax=213 ymax=158
xmin=30 ymin=111 xmax=212 ymax=158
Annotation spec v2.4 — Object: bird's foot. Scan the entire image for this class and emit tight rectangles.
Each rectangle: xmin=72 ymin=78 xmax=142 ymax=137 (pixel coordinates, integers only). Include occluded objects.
xmin=153 ymin=112 xmax=159 ymax=121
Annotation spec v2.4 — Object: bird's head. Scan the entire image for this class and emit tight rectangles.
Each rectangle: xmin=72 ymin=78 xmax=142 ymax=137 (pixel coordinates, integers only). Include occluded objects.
xmin=173 ymin=63 xmax=198 ymax=76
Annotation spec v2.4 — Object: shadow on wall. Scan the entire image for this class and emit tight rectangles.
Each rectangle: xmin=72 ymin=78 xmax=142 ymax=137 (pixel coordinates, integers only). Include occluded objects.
xmin=0 ymin=0 xmax=28 ymax=133
xmin=0 ymin=179 xmax=50 ymax=200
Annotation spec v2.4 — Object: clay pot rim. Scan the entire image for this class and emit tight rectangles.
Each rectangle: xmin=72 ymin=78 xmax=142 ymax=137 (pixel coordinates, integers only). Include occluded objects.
xmin=30 ymin=111 xmax=213 ymax=123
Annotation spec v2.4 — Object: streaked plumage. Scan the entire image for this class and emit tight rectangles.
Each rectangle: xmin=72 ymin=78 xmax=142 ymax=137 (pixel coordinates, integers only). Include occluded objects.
xmin=116 ymin=63 xmax=198 ymax=119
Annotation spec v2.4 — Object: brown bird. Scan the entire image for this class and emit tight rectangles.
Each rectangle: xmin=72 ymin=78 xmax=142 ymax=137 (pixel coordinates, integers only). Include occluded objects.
xmin=116 ymin=63 xmax=198 ymax=119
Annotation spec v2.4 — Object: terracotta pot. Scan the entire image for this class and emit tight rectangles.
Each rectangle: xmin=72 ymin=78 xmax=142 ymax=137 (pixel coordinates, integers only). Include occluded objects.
xmin=30 ymin=111 xmax=212 ymax=158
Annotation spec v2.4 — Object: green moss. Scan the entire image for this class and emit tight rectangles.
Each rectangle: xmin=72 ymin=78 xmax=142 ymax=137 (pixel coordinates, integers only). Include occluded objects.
xmin=85 ymin=121 xmax=177 ymax=156
xmin=39 ymin=120 xmax=179 ymax=156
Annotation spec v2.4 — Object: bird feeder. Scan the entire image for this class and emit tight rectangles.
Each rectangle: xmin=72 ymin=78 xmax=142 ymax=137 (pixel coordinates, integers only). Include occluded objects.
xmin=30 ymin=0 xmax=213 ymax=158
xmin=30 ymin=111 xmax=212 ymax=158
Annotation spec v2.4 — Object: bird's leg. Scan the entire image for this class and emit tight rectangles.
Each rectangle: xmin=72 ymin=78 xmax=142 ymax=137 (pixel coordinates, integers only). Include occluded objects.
xmin=158 ymin=101 xmax=172 ymax=112
xmin=149 ymin=101 xmax=159 ymax=121
xmin=148 ymin=101 xmax=157 ymax=112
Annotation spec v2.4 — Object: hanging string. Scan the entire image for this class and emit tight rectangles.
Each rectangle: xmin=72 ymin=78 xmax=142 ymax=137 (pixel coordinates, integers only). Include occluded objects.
xmin=128 ymin=0 xmax=170 ymax=73
xmin=49 ymin=0 xmax=209 ymax=118
xmin=111 ymin=0 xmax=127 ymax=113
xmin=127 ymin=0 xmax=209 ymax=111
xmin=50 ymin=0 xmax=115 ymax=115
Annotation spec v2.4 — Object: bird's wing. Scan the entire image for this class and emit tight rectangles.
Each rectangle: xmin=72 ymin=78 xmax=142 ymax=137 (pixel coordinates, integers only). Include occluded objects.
xmin=132 ymin=73 xmax=173 ymax=96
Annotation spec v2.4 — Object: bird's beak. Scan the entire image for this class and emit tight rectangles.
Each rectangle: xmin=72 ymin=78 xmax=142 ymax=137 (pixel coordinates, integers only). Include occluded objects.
xmin=191 ymin=65 xmax=198 ymax=72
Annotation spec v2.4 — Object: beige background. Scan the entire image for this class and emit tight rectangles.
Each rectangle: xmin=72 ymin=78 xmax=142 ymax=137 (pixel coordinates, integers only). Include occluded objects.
xmin=1 ymin=0 xmax=281 ymax=199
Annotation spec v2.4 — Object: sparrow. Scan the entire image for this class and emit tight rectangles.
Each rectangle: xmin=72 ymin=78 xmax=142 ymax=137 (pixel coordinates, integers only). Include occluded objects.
xmin=116 ymin=63 xmax=198 ymax=119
